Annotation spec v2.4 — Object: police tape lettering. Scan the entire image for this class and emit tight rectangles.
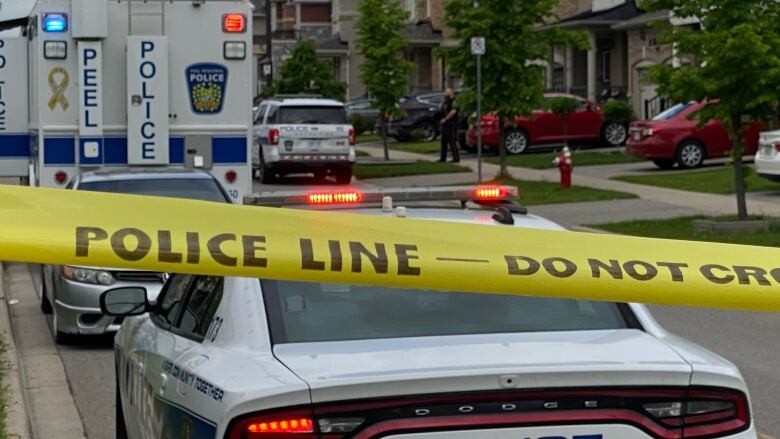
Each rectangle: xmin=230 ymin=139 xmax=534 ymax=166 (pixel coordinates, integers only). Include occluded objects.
xmin=3 ymin=185 xmax=780 ymax=313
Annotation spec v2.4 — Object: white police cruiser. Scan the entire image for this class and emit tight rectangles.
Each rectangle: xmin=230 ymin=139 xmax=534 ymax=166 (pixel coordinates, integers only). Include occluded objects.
xmin=252 ymin=97 xmax=356 ymax=184
xmin=103 ymin=186 xmax=756 ymax=439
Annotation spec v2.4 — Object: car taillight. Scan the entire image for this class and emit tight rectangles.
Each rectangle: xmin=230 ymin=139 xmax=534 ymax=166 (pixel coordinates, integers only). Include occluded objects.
xmin=348 ymin=128 xmax=356 ymax=146
xmin=227 ymin=408 xmax=317 ymax=439
xmin=306 ymin=191 xmax=362 ymax=205
xmin=642 ymin=389 xmax=749 ymax=438
xmin=774 ymin=143 xmax=780 ymax=152
xmin=225 ymin=170 xmax=237 ymax=183
xmin=223 ymin=14 xmax=246 ymax=33
xmin=54 ymin=171 xmax=68 ymax=184
xmin=643 ymin=127 xmax=659 ymax=137
xmin=269 ymin=129 xmax=280 ymax=146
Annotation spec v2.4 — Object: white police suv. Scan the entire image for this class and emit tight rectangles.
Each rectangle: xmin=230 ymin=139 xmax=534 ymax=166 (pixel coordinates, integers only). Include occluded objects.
xmin=252 ymin=97 xmax=356 ymax=185
xmin=103 ymin=186 xmax=756 ymax=439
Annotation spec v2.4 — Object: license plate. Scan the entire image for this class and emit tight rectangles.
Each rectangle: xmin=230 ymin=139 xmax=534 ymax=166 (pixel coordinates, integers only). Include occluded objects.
xmin=762 ymin=145 xmax=775 ymax=157
xmin=307 ymin=139 xmax=321 ymax=148
xmin=632 ymin=131 xmax=641 ymax=141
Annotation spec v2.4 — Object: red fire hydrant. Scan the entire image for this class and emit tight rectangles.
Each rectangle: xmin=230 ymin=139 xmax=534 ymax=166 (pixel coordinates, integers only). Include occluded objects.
xmin=553 ymin=146 xmax=573 ymax=189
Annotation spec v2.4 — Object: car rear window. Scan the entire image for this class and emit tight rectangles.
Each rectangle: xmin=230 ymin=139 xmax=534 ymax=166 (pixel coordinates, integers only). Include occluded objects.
xmin=78 ymin=178 xmax=229 ymax=203
xmin=261 ymin=280 xmax=631 ymax=343
xmin=652 ymin=102 xmax=694 ymax=121
xmin=278 ymin=106 xmax=348 ymax=124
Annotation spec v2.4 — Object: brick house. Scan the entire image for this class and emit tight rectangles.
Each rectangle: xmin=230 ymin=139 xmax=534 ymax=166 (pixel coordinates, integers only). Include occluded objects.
xmin=251 ymin=0 xmax=455 ymax=101
xmin=548 ymin=0 xmax=676 ymax=119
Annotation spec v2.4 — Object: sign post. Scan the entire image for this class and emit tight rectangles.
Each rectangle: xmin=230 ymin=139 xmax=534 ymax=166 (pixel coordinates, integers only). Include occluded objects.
xmin=471 ymin=37 xmax=485 ymax=182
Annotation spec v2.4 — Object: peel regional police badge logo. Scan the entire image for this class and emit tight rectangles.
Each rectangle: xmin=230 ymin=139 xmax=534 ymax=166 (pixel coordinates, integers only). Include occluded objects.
xmin=186 ymin=63 xmax=228 ymax=114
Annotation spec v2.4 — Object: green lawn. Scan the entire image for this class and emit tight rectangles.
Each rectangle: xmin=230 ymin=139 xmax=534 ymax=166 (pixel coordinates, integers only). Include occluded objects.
xmin=391 ymin=141 xmax=441 ymax=154
xmin=356 ymin=133 xmax=382 ymax=144
xmin=353 ymin=160 xmax=471 ymax=180
xmin=355 ymin=149 xmax=371 ymax=157
xmin=591 ymin=216 xmax=780 ymax=247
xmin=613 ymin=166 xmax=780 ymax=194
xmin=486 ymin=150 xmax=641 ymax=169
xmin=493 ymin=178 xmax=637 ymax=206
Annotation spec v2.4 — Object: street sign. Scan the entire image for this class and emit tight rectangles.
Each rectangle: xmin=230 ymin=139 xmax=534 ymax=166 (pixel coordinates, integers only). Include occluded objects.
xmin=471 ymin=37 xmax=485 ymax=56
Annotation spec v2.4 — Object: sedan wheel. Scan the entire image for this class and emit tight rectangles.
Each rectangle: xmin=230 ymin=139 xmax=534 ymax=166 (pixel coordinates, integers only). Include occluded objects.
xmin=505 ymin=130 xmax=529 ymax=155
xmin=676 ymin=141 xmax=706 ymax=169
xmin=603 ymin=122 xmax=628 ymax=146
xmin=415 ymin=122 xmax=437 ymax=142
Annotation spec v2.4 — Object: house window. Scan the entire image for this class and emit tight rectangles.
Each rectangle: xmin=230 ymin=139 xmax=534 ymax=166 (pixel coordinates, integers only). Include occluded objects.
xmin=301 ymin=3 xmax=332 ymax=23
xmin=406 ymin=0 xmax=416 ymax=20
xmin=601 ymin=50 xmax=611 ymax=83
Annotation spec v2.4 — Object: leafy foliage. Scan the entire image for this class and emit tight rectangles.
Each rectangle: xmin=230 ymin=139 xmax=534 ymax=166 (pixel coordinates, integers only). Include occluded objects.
xmin=545 ymin=96 xmax=580 ymax=119
xmin=357 ymin=0 xmax=415 ymax=159
xmin=602 ymin=100 xmax=634 ymax=123
xmin=645 ymin=0 xmax=780 ymax=218
xmin=268 ymin=41 xmax=347 ymax=101
xmin=444 ymin=0 xmax=587 ymax=176
xmin=349 ymin=113 xmax=376 ymax=136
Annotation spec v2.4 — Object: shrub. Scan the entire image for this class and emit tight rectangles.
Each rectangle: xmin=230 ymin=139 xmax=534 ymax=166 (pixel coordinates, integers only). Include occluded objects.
xmin=602 ymin=100 xmax=634 ymax=123
xmin=545 ymin=96 xmax=581 ymax=119
xmin=349 ymin=114 xmax=375 ymax=136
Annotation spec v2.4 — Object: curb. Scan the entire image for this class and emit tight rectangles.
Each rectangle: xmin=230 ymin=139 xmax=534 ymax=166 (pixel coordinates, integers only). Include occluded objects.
xmin=0 ymin=263 xmax=32 ymax=439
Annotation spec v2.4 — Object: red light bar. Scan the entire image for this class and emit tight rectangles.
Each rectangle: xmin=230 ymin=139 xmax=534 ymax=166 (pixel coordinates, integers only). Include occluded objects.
xmin=473 ymin=185 xmax=508 ymax=200
xmin=245 ymin=186 xmax=518 ymax=207
xmin=307 ymin=191 xmax=362 ymax=205
xmin=247 ymin=418 xmax=313 ymax=434
xmin=223 ymin=14 xmax=246 ymax=33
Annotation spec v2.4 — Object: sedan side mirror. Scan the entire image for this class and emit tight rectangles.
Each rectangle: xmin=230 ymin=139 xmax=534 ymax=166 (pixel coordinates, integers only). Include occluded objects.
xmin=100 ymin=287 xmax=150 ymax=317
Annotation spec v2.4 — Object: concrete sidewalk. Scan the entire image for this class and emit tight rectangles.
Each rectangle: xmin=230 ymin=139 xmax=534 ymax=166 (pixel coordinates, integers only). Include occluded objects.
xmin=1 ymin=264 xmax=86 ymax=439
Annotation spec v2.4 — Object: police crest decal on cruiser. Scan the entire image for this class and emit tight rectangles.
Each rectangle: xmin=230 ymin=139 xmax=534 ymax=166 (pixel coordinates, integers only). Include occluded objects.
xmin=186 ymin=63 xmax=228 ymax=114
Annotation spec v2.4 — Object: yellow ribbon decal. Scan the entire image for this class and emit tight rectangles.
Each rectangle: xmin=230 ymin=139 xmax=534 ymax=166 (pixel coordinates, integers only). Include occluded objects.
xmin=47 ymin=67 xmax=70 ymax=111
xmin=2 ymin=184 xmax=780 ymax=313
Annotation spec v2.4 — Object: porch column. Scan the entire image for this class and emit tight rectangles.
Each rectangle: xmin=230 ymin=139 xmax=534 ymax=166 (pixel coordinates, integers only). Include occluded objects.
xmin=587 ymin=31 xmax=597 ymax=101
xmin=565 ymin=45 xmax=573 ymax=93
xmin=545 ymin=47 xmax=554 ymax=90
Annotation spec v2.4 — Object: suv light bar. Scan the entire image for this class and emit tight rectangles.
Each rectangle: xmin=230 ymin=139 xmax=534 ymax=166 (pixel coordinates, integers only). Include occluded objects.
xmin=243 ymin=185 xmax=519 ymax=207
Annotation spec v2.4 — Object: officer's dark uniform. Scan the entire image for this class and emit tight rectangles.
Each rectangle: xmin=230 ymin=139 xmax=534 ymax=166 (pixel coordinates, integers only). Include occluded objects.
xmin=439 ymin=95 xmax=460 ymax=163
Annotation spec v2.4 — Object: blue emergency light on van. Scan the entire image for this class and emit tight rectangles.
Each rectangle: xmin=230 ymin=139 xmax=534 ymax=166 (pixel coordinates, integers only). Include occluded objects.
xmin=42 ymin=13 xmax=68 ymax=32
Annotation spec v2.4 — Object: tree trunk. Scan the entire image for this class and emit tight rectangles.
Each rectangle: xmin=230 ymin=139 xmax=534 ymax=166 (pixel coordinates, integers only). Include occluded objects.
xmin=731 ymin=119 xmax=748 ymax=220
xmin=498 ymin=116 xmax=508 ymax=178
xmin=381 ymin=118 xmax=390 ymax=161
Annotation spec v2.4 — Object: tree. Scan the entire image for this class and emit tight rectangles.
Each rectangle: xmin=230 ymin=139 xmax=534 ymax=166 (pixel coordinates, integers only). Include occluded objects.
xmin=545 ymin=96 xmax=580 ymax=148
xmin=357 ymin=0 xmax=414 ymax=160
xmin=269 ymin=41 xmax=347 ymax=101
xmin=645 ymin=0 xmax=780 ymax=220
xmin=444 ymin=0 xmax=587 ymax=177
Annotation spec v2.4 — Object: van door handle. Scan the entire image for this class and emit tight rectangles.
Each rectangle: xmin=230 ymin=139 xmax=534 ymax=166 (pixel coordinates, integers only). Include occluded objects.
xmin=160 ymin=373 xmax=168 ymax=395
xmin=187 ymin=149 xmax=198 ymax=154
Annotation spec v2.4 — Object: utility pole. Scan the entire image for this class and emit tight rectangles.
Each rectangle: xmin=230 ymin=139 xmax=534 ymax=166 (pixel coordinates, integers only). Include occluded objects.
xmin=265 ymin=0 xmax=273 ymax=85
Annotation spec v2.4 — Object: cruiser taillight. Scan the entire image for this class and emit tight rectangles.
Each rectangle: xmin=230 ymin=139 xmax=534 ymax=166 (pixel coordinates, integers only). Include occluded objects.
xmin=642 ymin=388 xmax=750 ymax=438
xmin=223 ymin=14 xmax=246 ymax=33
xmin=226 ymin=408 xmax=316 ymax=439
xmin=348 ymin=128 xmax=356 ymax=146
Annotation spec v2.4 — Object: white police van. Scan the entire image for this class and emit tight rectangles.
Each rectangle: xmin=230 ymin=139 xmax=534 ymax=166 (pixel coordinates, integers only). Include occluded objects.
xmin=0 ymin=0 xmax=253 ymax=202
xmin=103 ymin=186 xmax=756 ymax=439
xmin=253 ymin=97 xmax=356 ymax=184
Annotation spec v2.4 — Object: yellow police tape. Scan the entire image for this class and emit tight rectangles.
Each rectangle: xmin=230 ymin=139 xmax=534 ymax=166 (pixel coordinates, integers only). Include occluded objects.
xmin=1 ymin=184 xmax=780 ymax=312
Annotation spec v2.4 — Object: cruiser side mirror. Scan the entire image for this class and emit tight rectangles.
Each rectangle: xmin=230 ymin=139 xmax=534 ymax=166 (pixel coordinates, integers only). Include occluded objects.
xmin=100 ymin=287 xmax=150 ymax=316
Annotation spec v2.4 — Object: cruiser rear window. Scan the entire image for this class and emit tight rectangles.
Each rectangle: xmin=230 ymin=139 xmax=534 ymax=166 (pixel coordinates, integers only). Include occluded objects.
xmin=261 ymin=280 xmax=632 ymax=343
xmin=78 ymin=178 xmax=229 ymax=203
xmin=278 ymin=106 xmax=348 ymax=125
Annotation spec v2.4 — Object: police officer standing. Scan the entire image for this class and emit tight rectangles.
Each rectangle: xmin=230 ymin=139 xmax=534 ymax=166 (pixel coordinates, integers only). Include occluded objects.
xmin=438 ymin=88 xmax=460 ymax=163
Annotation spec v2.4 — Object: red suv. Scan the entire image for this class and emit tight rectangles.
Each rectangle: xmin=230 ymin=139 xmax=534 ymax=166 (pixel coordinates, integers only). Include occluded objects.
xmin=627 ymin=101 xmax=761 ymax=169
xmin=465 ymin=93 xmax=627 ymax=154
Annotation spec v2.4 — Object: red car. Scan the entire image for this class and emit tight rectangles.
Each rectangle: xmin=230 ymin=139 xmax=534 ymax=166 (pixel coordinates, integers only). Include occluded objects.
xmin=465 ymin=93 xmax=627 ymax=154
xmin=627 ymin=101 xmax=761 ymax=169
